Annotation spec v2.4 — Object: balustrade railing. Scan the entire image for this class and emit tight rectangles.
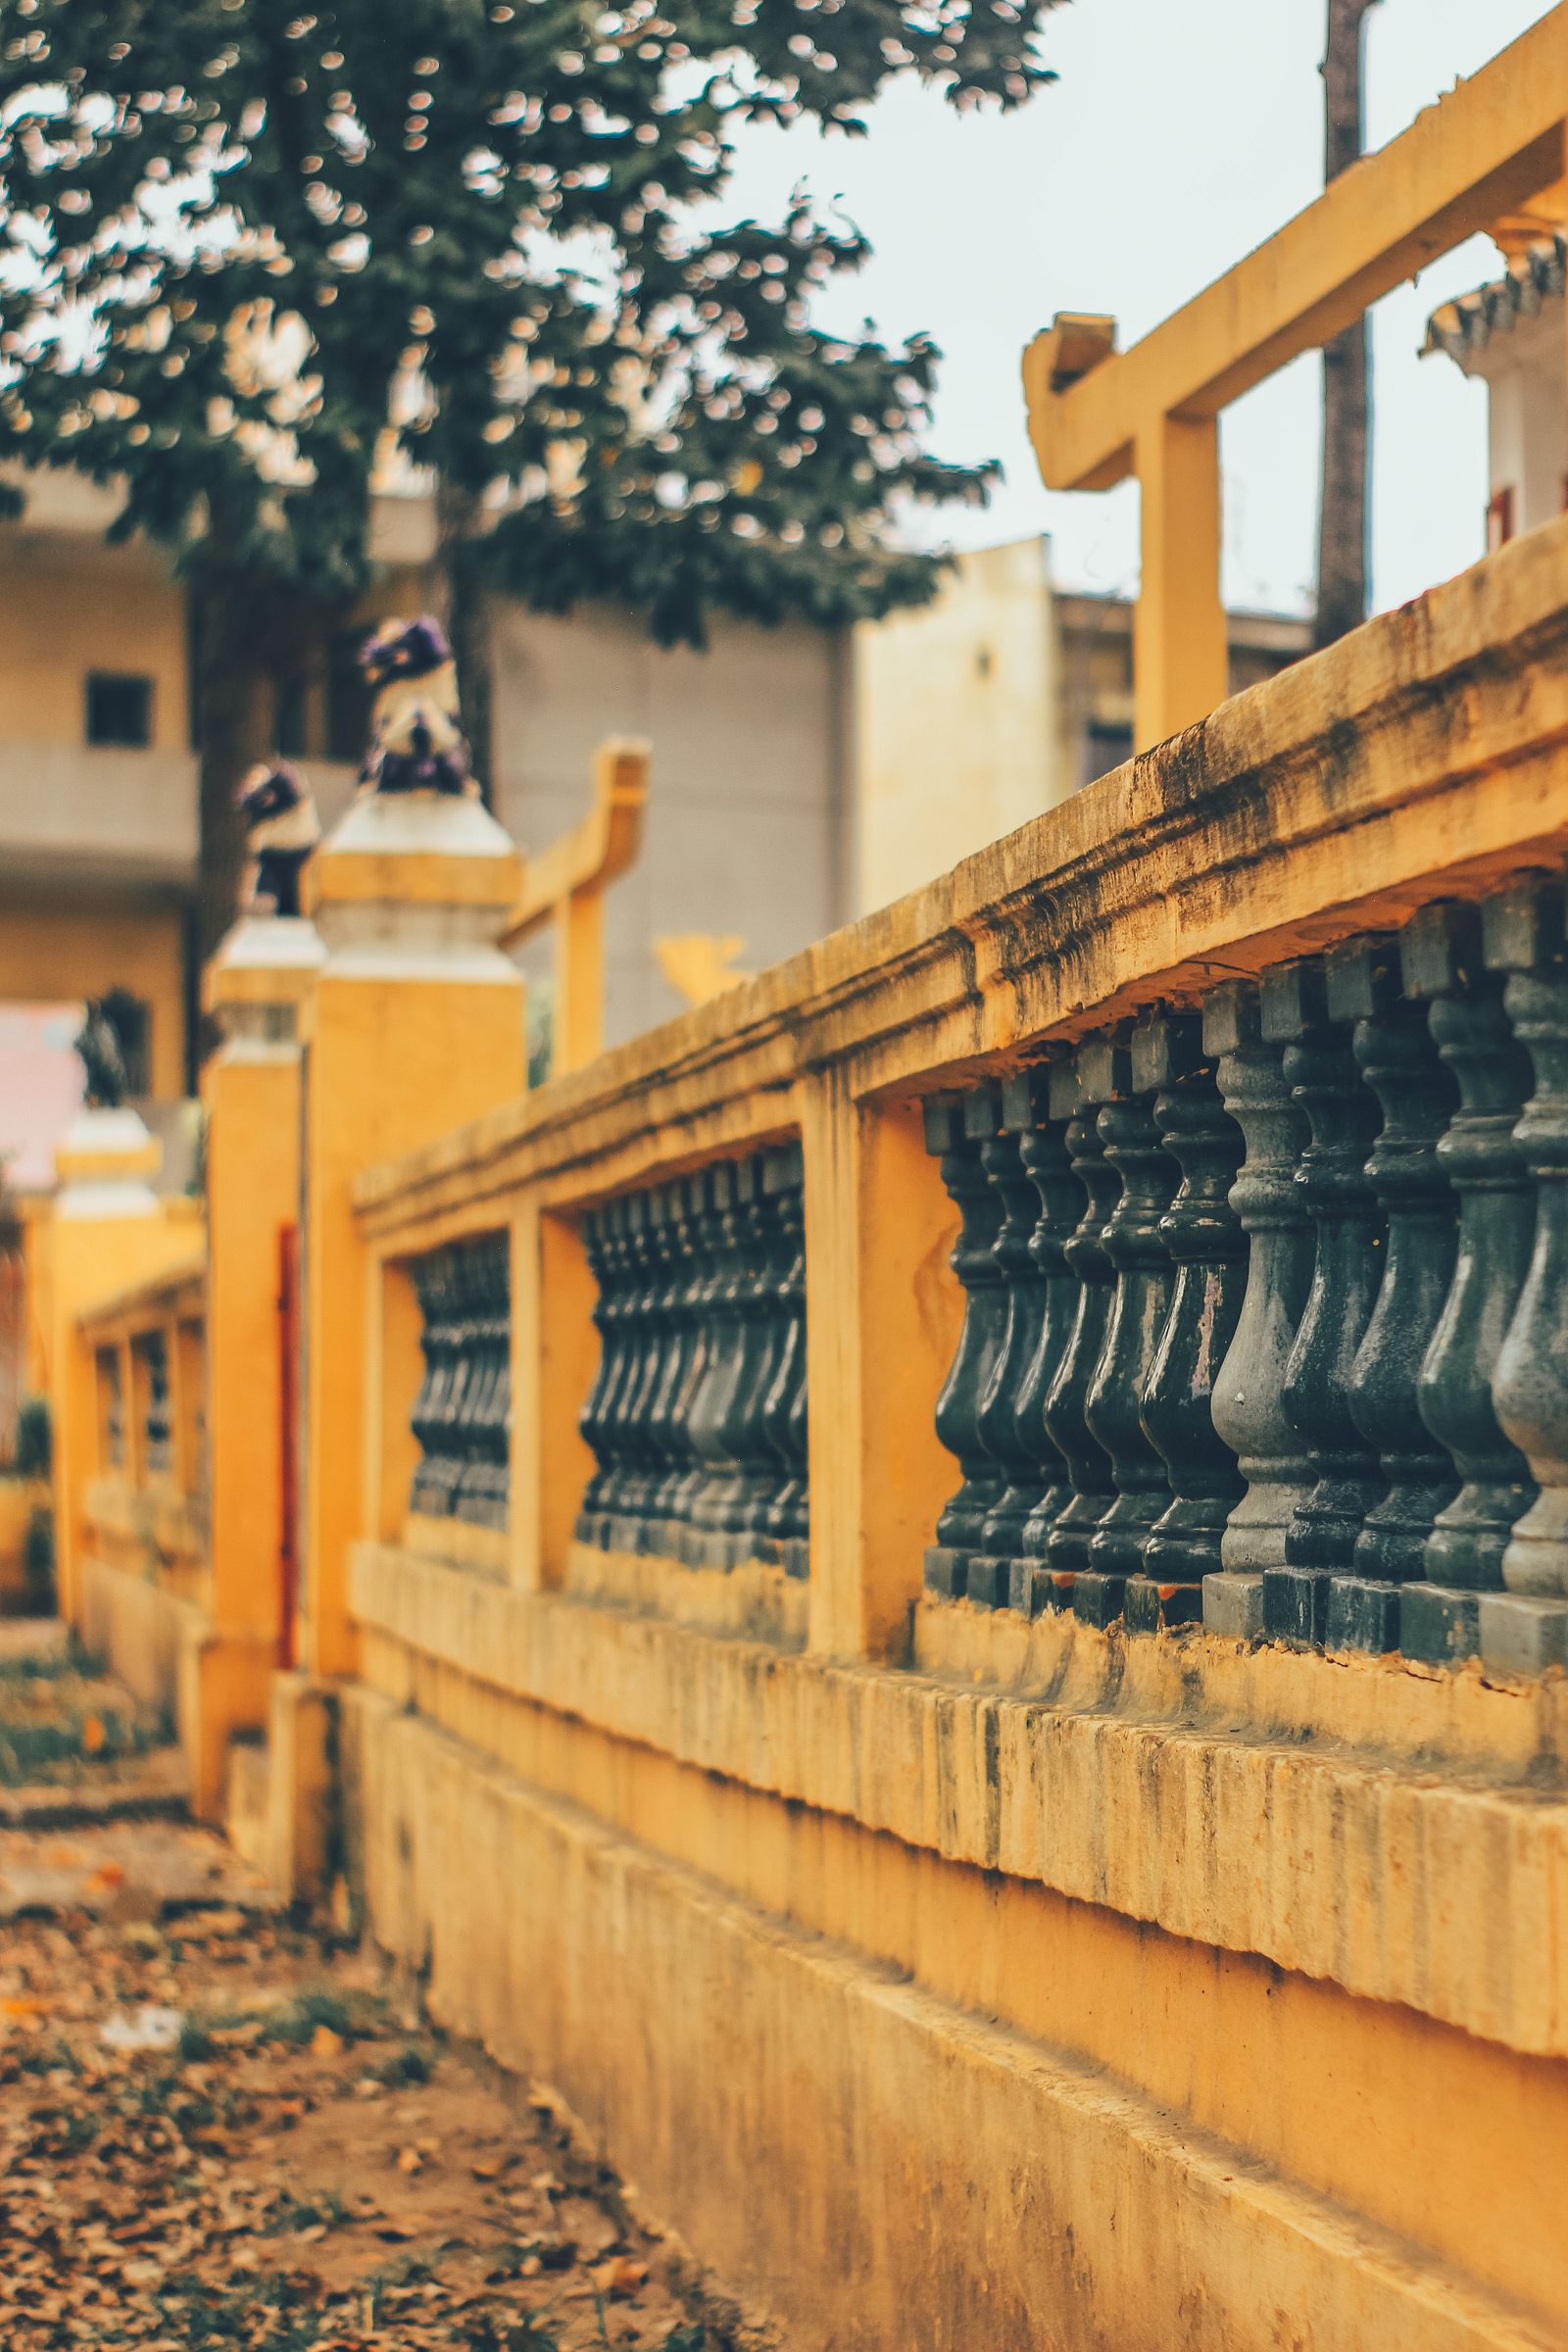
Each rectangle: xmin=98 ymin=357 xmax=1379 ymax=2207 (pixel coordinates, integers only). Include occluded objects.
xmin=921 ymin=875 xmax=1568 ymax=1673
xmin=575 ymin=1141 xmax=808 ymax=1576
xmin=408 ymin=1233 xmax=512 ymax=1532
xmin=136 ymin=1330 xmax=173 ymax=1481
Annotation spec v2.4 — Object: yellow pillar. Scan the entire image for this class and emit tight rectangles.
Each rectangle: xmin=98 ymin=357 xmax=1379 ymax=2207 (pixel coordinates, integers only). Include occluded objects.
xmin=1134 ymin=412 xmax=1228 ymax=753
xmin=47 ymin=1109 xmax=194 ymax=1631
xmin=802 ymin=1073 xmax=964 ymax=1662
xmin=554 ymin=883 xmax=606 ymax=1076
xmin=300 ymin=793 xmax=526 ymax=1679
xmin=194 ymin=911 xmax=325 ymax=1816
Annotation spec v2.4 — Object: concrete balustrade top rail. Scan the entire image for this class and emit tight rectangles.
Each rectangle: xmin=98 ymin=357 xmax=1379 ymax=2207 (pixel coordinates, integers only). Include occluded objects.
xmin=354 ymin=514 xmax=1568 ymax=1240
xmin=75 ymin=1252 xmax=207 ymax=1348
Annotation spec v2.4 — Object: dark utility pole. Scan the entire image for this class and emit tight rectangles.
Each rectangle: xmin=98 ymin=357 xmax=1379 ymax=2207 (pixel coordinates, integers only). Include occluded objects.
xmin=1314 ymin=0 xmax=1381 ymax=652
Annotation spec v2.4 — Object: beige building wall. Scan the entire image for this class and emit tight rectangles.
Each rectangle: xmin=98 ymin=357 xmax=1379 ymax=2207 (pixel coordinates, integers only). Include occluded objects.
xmin=852 ymin=537 xmax=1060 ymax=917
xmin=0 ymin=473 xmax=850 ymax=1070
xmin=490 ymin=603 xmax=848 ymax=1050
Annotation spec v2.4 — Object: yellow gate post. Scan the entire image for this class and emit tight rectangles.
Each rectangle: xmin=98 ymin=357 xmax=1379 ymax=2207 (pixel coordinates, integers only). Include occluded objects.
xmin=196 ymin=909 xmax=325 ymax=1819
xmin=298 ymin=792 xmax=526 ymax=1683
xmin=47 ymin=1108 xmax=195 ymax=1632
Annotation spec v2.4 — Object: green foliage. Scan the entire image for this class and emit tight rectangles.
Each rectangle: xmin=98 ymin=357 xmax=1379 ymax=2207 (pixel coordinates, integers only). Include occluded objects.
xmin=0 ymin=0 xmax=1061 ymax=644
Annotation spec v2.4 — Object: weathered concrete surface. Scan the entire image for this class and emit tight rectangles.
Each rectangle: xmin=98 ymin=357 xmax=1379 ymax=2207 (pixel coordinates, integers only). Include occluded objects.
xmin=341 ymin=1685 xmax=1564 ymax=2352
xmin=352 ymin=1542 xmax=1568 ymax=2059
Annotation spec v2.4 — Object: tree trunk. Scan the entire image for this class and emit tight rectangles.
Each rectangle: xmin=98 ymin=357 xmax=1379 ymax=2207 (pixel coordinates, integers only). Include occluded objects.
xmin=433 ymin=478 xmax=496 ymax=808
xmin=192 ymin=563 xmax=276 ymax=979
xmin=1314 ymin=0 xmax=1380 ymax=653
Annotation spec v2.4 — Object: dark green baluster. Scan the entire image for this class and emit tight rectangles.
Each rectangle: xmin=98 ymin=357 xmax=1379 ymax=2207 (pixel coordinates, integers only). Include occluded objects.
xmin=667 ymin=1172 xmax=728 ymax=1544
xmin=758 ymin=1144 xmax=809 ymax=1578
xmin=1326 ymin=937 xmax=1460 ymax=1652
xmin=574 ymin=1209 xmax=612 ymax=1544
xmin=681 ymin=1162 xmax=748 ymax=1564
xmin=606 ymin=1193 xmax=659 ymax=1549
xmin=1003 ymin=1065 xmax=1082 ymax=1619
xmin=1077 ymin=1035 xmax=1179 ymax=1627
xmin=409 ymin=1249 xmax=446 ymax=1521
xmin=144 ymin=1332 xmax=172 ymax=1478
xmin=1042 ymin=1061 xmax=1117 ymax=1606
xmin=1263 ymin=956 xmax=1387 ymax=1647
xmin=452 ymin=1241 xmax=488 ymax=1526
xmin=703 ymin=1156 xmax=787 ymax=1563
xmin=415 ymin=1246 xmax=466 ymax=1520
xmin=971 ymin=1087 xmax=1053 ymax=1608
xmin=921 ymin=1095 xmax=1007 ymax=1602
xmin=1398 ymin=902 xmax=1537 ymax=1662
xmin=631 ymin=1188 xmax=688 ymax=1552
xmin=1481 ymin=878 xmax=1568 ymax=1673
xmin=1202 ymin=980 xmax=1314 ymax=1638
xmin=654 ymin=1173 xmax=715 ymax=1553
xmin=593 ymin=1201 xmax=641 ymax=1544
xmin=488 ymin=1235 xmax=512 ymax=1532
xmin=641 ymin=1176 xmax=702 ymax=1557
xmin=105 ymin=1350 xmax=125 ymax=1472
xmin=474 ymin=1235 xmax=512 ymax=1533
xmin=1127 ymin=1010 xmax=1246 ymax=1633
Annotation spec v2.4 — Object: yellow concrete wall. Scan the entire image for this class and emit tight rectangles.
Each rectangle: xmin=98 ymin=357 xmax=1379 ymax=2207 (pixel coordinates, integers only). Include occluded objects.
xmin=0 ymin=896 xmax=187 ymax=1099
xmin=341 ymin=1554 xmax=1568 ymax=2352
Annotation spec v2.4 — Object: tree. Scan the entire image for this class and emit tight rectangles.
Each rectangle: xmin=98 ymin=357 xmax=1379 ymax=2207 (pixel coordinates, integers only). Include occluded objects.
xmin=1314 ymin=0 xmax=1381 ymax=653
xmin=0 ymin=0 xmax=1061 ymax=970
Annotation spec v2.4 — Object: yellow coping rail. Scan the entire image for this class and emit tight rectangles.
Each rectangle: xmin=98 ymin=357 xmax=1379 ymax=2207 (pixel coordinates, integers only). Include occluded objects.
xmin=353 ymin=512 xmax=1568 ymax=1659
xmin=1022 ymin=2 xmax=1568 ymax=751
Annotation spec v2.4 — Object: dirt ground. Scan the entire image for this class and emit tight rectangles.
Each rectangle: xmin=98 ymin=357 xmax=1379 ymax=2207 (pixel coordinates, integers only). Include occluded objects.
xmin=0 ymin=1815 xmax=757 ymax=2352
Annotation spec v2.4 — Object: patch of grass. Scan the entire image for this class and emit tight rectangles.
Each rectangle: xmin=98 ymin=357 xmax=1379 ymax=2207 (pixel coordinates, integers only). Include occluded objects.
xmin=259 ymin=2185 xmax=349 ymax=2236
xmin=0 ymin=1641 xmax=106 ymax=1685
xmin=371 ymin=2039 xmax=432 ymax=2085
xmin=153 ymin=2271 xmax=323 ymax=2348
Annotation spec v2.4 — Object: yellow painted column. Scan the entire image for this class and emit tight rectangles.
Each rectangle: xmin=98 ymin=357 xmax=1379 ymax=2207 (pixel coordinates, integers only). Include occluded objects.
xmin=802 ymin=1071 xmax=963 ymax=1662
xmin=300 ymin=794 xmax=526 ymax=1679
xmin=554 ymin=884 xmax=606 ymax=1077
xmin=195 ymin=912 xmax=325 ymax=1815
xmin=47 ymin=1109 xmax=196 ymax=1631
xmin=1135 ymin=410 xmax=1228 ymax=753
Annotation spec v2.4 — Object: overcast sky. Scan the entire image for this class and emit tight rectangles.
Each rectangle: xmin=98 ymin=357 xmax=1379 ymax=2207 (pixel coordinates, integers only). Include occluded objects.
xmin=723 ymin=0 xmax=1556 ymax=618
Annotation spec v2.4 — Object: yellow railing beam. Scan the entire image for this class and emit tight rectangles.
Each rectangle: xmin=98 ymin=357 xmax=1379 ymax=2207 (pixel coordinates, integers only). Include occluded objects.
xmin=501 ymin=738 xmax=650 ymax=1080
xmin=1022 ymin=2 xmax=1568 ymax=749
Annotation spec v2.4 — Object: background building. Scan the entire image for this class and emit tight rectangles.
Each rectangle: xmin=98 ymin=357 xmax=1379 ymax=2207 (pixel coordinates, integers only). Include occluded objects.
xmin=1423 ymin=230 xmax=1568 ymax=550
xmin=0 ymin=473 xmax=1306 ymax=1262
xmin=852 ymin=536 xmax=1308 ymax=912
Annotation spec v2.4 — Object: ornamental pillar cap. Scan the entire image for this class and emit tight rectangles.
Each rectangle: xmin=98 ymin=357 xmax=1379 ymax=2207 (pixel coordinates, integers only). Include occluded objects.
xmin=303 ymin=791 xmax=524 ymax=977
xmin=204 ymin=913 xmax=327 ymax=1049
xmin=53 ymin=1104 xmax=162 ymax=1220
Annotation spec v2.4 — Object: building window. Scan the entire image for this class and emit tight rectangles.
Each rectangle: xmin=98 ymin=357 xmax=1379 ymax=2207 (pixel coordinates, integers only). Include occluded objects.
xmin=275 ymin=674 xmax=309 ymax=759
xmin=85 ymin=671 xmax=153 ymax=749
xmin=1082 ymin=718 xmax=1134 ymax=791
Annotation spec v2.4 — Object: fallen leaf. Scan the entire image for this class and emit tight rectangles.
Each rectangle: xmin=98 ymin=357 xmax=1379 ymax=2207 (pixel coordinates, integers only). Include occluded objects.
xmin=82 ymin=1716 xmax=106 ymax=1756
xmin=395 ymin=2145 xmax=422 ymax=2175
xmin=310 ymin=2024 xmax=344 ymax=2058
